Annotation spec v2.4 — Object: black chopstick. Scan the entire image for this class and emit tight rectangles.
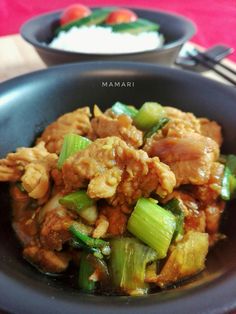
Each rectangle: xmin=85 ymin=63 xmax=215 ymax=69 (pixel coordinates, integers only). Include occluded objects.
xmin=195 ymin=49 xmax=236 ymax=76
xmin=188 ymin=52 xmax=236 ymax=86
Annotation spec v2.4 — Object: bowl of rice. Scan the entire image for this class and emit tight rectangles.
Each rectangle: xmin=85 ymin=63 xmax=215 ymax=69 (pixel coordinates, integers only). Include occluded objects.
xmin=20 ymin=6 xmax=196 ymax=66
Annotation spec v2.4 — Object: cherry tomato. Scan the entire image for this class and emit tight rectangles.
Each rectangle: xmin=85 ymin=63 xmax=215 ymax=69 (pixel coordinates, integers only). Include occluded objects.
xmin=105 ymin=9 xmax=138 ymax=25
xmin=60 ymin=4 xmax=92 ymax=26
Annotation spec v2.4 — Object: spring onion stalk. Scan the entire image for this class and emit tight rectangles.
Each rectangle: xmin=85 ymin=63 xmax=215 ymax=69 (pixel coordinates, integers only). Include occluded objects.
xmin=144 ymin=117 xmax=170 ymax=139
xmin=111 ymin=101 xmax=138 ymax=118
xmin=164 ymin=198 xmax=184 ymax=241
xmin=69 ymin=223 xmax=110 ymax=256
xmin=221 ymin=154 xmax=236 ymax=200
xmin=133 ymin=102 xmax=166 ymax=131
xmin=109 ymin=237 xmax=158 ymax=295
xmin=127 ymin=198 xmax=176 ymax=259
xmin=58 ymin=134 xmax=91 ymax=169
xmin=78 ymin=252 xmax=96 ymax=292
xmin=70 ymin=238 xmax=103 ymax=259
xmin=59 ymin=190 xmax=94 ymax=212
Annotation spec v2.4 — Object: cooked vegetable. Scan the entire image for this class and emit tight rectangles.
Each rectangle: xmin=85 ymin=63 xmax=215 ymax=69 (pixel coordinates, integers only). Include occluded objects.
xmin=69 ymin=223 xmax=110 ymax=256
xmin=59 ymin=190 xmax=94 ymax=212
xmin=164 ymin=198 xmax=185 ymax=241
xmin=78 ymin=252 xmax=96 ymax=292
xmin=127 ymin=198 xmax=176 ymax=258
xmin=133 ymin=102 xmax=166 ymax=131
xmin=144 ymin=117 xmax=169 ymax=139
xmin=56 ymin=8 xmax=113 ymax=34
xmin=221 ymin=154 xmax=236 ymax=200
xmin=60 ymin=4 xmax=92 ymax=26
xmin=58 ymin=133 xmax=91 ymax=169
xmin=109 ymin=237 xmax=158 ymax=295
xmin=156 ymin=231 xmax=209 ymax=288
xmin=111 ymin=19 xmax=159 ymax=35
xmin=111 ymin=101 xmax=138 ymax=118
xmin=105 ymin=8 xmax=138 ymax=25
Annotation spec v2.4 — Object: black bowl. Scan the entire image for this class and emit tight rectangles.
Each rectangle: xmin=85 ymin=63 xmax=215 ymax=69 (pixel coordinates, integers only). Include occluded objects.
xmin=0 ymin=62 xmax=236 ymax=314
xmin=20 ymin=7 xmax=196 ymax=66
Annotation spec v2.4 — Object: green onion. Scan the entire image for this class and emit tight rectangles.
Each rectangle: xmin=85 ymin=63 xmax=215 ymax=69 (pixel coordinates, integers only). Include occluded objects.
xmin=70 ymin=238 xmax=103 ymax=259
xmin=111 ymin=101 xmax=138 ymax=118
xmin=69 ymin=223 xmax=110 ymax=257
xmin=109 ymin=237 xmax=158 ymax=295
xmin=59 ymin=190 xmax=94 ymax=212
xmin=58 ymin=134 xmax=91 ymax=169
xmin=221 ymin=166 xmax=231 ymax=200
xmin=144 ymin=117 xmax=169 ymax=139
xmin=127 ymin=198 xmax=176 ymax=259
xmin=221 ymin=154 xmax=236 ymax=200
xmin=133 ymin=102 xmax=166 ymax=131
xmin=78 ymin=252 xmax=96 ymax=292
xmin=16 ymin=182 xmax=26 ymax=192
xmin=164 ymin=198 xmax=185 ymax=241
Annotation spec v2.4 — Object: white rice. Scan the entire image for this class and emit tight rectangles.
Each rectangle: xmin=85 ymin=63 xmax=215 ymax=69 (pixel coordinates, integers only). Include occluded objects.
xmin=49 ymin=25 xmax=164 ymax=54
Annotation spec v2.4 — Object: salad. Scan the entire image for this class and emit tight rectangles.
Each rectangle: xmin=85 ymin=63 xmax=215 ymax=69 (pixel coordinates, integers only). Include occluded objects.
xmin=0 ymin=101 xmax=235 ymax=296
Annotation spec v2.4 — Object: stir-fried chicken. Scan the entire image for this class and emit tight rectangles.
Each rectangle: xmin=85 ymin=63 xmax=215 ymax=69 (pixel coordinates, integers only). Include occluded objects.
xmin=90 ymin=113 xmax=143 ymax=148
xmin=40 ymin=208 xmax=73 ymax=251
xmin=36 ymin=107 xmax=91 ymax=154
xmin=100 ymin=205 xmax=128 ymax=236
xmin=23 ymin=246 xmax=70 ymax=273
xmin=145 ymin=133 xmax=219 ymax=186
xmin=62 ymin=136 xmax=176 ymax=206
xmin=199 ymin=118 xmax=223 ymax=146
xmin=0 ymin=142 xmax=57 ymax=199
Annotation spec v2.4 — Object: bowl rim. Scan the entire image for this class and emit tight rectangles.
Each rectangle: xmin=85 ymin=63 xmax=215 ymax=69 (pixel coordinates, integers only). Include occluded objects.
xmin=20 ymin=6 xmax=196 ymax=57
xmin=0 ymin=61 xmax=236 ymax=314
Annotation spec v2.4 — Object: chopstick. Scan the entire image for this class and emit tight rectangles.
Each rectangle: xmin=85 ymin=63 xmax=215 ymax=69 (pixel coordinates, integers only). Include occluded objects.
xmin=188 ymin=50 xmax=236 ymax=86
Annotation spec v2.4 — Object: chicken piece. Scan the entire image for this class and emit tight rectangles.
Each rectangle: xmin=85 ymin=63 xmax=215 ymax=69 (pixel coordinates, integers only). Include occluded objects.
xmin=190 ymin=162 xmax=224 ymax=204
xmin=165 ymin=106 xmax=201 ymax=132
xmin=204 ymin=200 xmax=225 ymax=245
xmin=92 ymin=214 xmax=109 ymax=238
xmin=199 ymin=118 xmax=223 ymax=146
xmin=144 ymin=133 xmax=219 ymax=186
xmin=36 ymin=107 xmax=91 ymax=154
xmin=100 ymin=205 xmax=127 ymax=236
xmin=62 ymin=136 xmax=176 ymax=206
xmin=156 ymin=231 xmax=209 ymax=288
xmin=164 ymin=190 xmax=206 ymax=233
xmin=90 ymin=113 xmax=143 ymax=148
xmin=21 ymin=155 xmax=57 ymax=199
xmin=0 ymin=142 xmax=56 ymax=182
xmin=40 ymin=208 xmax=73 ymax=251
xmin=23 ymin=246 xmax=70 ymax=273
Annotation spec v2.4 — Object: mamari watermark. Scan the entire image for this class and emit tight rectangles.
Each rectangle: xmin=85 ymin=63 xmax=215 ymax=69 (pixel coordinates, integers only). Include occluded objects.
xmin=101 ymin=81 xmax=135 ymax=88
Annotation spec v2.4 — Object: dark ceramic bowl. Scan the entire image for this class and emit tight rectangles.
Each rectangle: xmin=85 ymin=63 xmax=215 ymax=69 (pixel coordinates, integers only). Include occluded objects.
xmin=0 ymin=62 xmax=236 ymax=314
xmin=20 ymin=7 xmax=196 ymax=66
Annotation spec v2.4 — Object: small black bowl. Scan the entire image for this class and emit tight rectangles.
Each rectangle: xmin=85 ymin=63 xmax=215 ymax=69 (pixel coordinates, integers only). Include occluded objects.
xmin=20 ymin=7 xmax=196 ymax=66
xmin=0 ymin=62 xmax=236 ymax=314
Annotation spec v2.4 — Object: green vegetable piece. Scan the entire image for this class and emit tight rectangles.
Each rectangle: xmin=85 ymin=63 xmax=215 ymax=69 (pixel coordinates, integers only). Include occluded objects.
xmin=127 ymin=198 xmax=176 ymax=259
xmin=78 ymin=252 xmax=96 ymax=292
xmin=221 ymin=154 xmax=236 ymax=200
xmin=144 ymin=117 xmax=169 ymax=139
xmin=58 ymin=133 xmax=91 ymax=169
xmin=70 ymin=238 xmax=103 ymax=259
xmin=111 ymin=101 xmax=138 ymax=118
xmin=221 ymin=166 xmax=231 ymax=200
xmin=59 ymin=190 xmax=94 ymax=212
xmin=164 ymin=198 xmax=185 ymax=240
xmin=109 ymin=237 xmax=158 ymax=295
xmin=69 ymin=223 xmax=110 ymax=256
xmin=55 ymin=8 xmax=113 ymax=34
xmin=111 ymin=18 xmax=159 ymax=34
xmin=133 ymin=102 xmax=166 ymax=131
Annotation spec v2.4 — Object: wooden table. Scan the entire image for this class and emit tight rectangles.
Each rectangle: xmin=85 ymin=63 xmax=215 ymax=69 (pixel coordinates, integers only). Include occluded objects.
xmin=0 ymin=34 xmax=235 ymax=84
